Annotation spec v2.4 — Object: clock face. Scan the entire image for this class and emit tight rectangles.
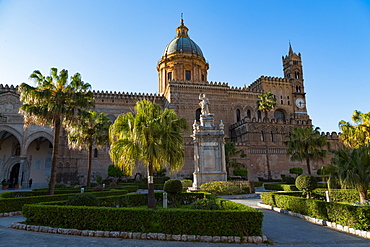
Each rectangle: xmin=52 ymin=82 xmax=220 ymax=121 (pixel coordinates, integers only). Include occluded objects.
xmin=295 ymin=98 xmax=305 ymax=109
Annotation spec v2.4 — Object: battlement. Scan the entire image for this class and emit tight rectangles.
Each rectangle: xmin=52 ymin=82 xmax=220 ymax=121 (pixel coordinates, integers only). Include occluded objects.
xmin=248 ymin=76 xmax=289 ymax=91
xmin=321 ymin=131 xmax=340 ymax=140
xmin=0 ymin=84 xmax=19 ymax=93
xmin=169 ymin=80 xmax=229 ymax=87
xmin=93 ymin=90 xmax=164 ymax=101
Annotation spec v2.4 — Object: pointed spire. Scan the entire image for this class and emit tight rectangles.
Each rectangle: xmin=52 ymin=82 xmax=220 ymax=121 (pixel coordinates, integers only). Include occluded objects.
xmin=176 ymin=14 xmax=189 ymax=38
xmin=289 ymin=42 xmax=294 ymax=56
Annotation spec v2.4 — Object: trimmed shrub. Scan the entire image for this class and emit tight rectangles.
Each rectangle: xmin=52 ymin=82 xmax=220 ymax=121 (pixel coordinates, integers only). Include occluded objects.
xmin=200 ymin=181 xmax=250 ymax=195
xmin=180 ymin=179 xmax=193 ymax=192
xmin=22 ymin=196 xmax=263 ymax=236
xmin=232 ymin=168 xmax=248 ymax=176
xmin=55 ymin=183 xmax=68 ymax=189
xmin=296 ymin=175 xmax=318 ymax=198
xmin=164 ymin=179 xmax=183 ymax=208
xmin=254 ymin=181 xmax=263 ymax=187
xmin=92 ymin=185 xmax=104 ymax=192
xmin=289 ymin=167 xmax=303 ymax=177
xmin=66 ymin=194 xmax=99 ymax=206
xmin=285 ymin=176 xmax=296 ymax=184
xmin=189 ymin=198 xmax=220 ymax=210
xmin=260 ymin=191 xmax=370 ymax=231
xmin=109 ymin=182 xmax=117 ymax=188
xmin=264 ymin=183 xmax=299 ymax=191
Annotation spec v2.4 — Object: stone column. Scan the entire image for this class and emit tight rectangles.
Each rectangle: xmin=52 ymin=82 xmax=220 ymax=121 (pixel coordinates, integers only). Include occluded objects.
xmin=189 ymin=96 xmax=227 ymax=191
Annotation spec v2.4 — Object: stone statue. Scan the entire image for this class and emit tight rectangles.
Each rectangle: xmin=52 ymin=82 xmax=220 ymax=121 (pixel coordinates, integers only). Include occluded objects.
xmin=199 ymin=93 xmax=210 ymax=115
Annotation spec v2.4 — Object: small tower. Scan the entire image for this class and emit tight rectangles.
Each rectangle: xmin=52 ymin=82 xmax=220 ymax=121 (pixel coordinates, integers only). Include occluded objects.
xmin=282 ymin=43 xmax=308 ymax=118
xmin=157 ymin=17 xmax=209 ymax=95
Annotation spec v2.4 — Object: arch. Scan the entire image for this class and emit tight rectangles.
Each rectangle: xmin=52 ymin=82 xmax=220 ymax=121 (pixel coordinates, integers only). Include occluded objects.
xmin=257 ymin=110 xmax=262 ymax=120
xmin=236 ymin=109 xmax=241 ymax=122
xmin=0 ymin=125 xmax=22 ymax=145
xmin=24 ymin=131 xmax=53 ymax=153
xmin=246 ymin=109 xmax=251 ymax=119
xmin=274 ymin=109 xmax=286 ymax=122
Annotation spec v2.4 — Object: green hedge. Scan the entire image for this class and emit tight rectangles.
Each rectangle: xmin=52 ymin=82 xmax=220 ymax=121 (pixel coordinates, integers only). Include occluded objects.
xmin=22 ymin=196 xmax=263 ymax=236
xmin=264 ymin=183 xmax=327 ymax=192
xmin=0 ymin=190 xmax=128 ymax=213
xmin=312 ymin=189 xmax=369 ymax=203
xmin=260 ymin=192 xmax=370 ymax=231
xmin=264 ymin=183 xmax=299 ymax=191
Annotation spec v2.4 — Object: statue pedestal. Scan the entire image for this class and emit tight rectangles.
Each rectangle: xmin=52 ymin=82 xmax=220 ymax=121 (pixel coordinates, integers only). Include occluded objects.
xmin=191 ymin=114 xmax=227 ymax=190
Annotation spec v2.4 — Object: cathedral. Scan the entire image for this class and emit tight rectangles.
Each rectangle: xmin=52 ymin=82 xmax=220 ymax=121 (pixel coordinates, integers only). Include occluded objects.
xmin=0 ymin=19 xmax=339 ymax=188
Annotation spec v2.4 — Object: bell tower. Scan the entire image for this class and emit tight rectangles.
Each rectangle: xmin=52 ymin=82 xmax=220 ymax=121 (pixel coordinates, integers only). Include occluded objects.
xmin=157 ymin=18 xmax=209 ymax=95
xmin=282 ymin=43 xmax=308 ymax=118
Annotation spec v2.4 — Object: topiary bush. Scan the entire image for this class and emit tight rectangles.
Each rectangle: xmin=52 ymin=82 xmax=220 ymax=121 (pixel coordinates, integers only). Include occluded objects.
xmin=285 ymin=176 xmax=296 ymax=184
xmin=289 ymin=167 xmax=304 ymax=177
xmin=92 ymin=185 xmax=104 ymax=192
xmin=163 ymin=179 xmax=183 ymax=208
xmin=189 ymin=198 xmax=220 ymax=210
xmin=232 ymin=168 xmax=248 ymax=177
xmin=295 ymin=175 xmax=318 ymax=198
xmin=109 ymin=182 xmax=117 ymax=188
xmin=180 ymin=179 xmax=193 ymax=192
xmin=66 ymin=194 xmax=99 ymax=206
xmin=200 ymin=181 xmax=250 ymax=195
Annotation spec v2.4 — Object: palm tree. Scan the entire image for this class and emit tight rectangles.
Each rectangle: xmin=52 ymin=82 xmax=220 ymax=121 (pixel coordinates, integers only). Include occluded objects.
xmin=257 ymin=92 xmax=276 ymax=121
xmin=257 ymin=92 xmax=276 ymax=179
xmin=284 ymin=126 xmax=329 ymax=175
xmin=19 ymin=68 xmax=94 ymax=195
xmin=330 ymin=145 xmax=370 ymax=203
xmin=339 ymin=110 xmax=370 ymax=148
xmin=66 ymin=110 xmax=111 ymax=187
xmin=109 ymin=99 xmax=188 ymax=209
xmin=225 ymin=142 xmax=246 ymax=176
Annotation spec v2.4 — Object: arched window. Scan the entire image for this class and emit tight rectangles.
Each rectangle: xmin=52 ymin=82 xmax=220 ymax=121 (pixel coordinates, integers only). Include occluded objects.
xmin=295 ymin=71 xmax=300 ymax=79
xmin=271 ymin=131 xmax=274 ymax=142
xmin=94 ymin=148 xmax=98 ymax=158
xmin=236 ymin=109 xmax=241 ymax=122
xmin=274 ymin=109 xmax=286 ymax=121
xmin=261 ymin=131 xmax=265 ymax=142
xmin=246 ymin=109 xmax=251 ymax=119
xmin=185 ymin=70 xmax=191 ymax=81
xmin=195 ymin=108 xmax=201 ymax=122
xmin=257 ymin=110 xmax=262 ymax=119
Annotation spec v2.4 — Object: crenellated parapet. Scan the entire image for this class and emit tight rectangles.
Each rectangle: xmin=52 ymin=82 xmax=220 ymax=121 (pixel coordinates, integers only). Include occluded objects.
xmin=0 ymin=84 xmax=19 ymax=94
xmin=321 ymin=131 xmax=340 ymax=140
xmin=248 ymin=76 xmax=289 ymax=91
xmin=92 ymin=90 xmax=165 ymax=101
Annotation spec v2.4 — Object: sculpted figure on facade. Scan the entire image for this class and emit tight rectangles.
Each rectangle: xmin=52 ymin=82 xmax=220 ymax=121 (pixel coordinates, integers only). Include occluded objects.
xmin=199 ymin=93 xmax=210 ymax=116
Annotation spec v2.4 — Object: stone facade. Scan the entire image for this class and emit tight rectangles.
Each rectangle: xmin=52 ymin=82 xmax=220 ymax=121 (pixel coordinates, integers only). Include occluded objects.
xmin=0 ymin=19 xmax=339 ymax=187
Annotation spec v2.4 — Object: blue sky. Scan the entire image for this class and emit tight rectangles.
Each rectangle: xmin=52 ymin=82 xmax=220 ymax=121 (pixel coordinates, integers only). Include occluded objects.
xmin=0 ymin=0 xmax=369 ymax=133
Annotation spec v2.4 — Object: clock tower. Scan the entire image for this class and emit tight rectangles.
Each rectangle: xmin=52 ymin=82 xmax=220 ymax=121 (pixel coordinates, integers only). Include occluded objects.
xmin=282 ymin=43 xmax=307 ymax=119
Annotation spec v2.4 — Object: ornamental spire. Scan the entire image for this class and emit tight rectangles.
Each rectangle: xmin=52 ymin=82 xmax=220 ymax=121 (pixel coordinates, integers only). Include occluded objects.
xmin=176 ymin=14 xmax=189 ymax=38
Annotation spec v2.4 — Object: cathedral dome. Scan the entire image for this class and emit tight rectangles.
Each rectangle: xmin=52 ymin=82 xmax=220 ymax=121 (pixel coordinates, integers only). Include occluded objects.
xmin=162 ymin=19 xmax=204 ymax=58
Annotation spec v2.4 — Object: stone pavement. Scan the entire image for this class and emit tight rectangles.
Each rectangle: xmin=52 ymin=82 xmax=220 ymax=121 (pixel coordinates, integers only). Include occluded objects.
xmin=0 ymin=188 xmax=369 ymax=246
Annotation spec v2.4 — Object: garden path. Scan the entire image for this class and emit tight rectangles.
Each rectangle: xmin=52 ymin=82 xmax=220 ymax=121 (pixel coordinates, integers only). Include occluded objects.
xmin=229 ymin=188 xmax=370 ymax=246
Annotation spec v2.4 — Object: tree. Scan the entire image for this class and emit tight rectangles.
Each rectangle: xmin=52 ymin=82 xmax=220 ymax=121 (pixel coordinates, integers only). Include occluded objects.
xmin=284 ymin=126 xmax=329 ymax=175
xmin=330 ymin=145 xmax=370 ymax=203
xmin=19 ymin=68 xmax=94 ymax=195
xmin=225 ymin=142 xmax=246 ymax=176
xmin=257 ymin=92 xmax=276 ymax=120
xmin=66 ymin=110 xmax=111 ymax=187
xmin=108 ymin=164 xmax=125 ymax=178
xmin=339 ymin=110 xmax=370 ymax=148
xmin=109 ymin=99 xmax=188 ymax=209
xmin=257 ymin=92 xmax=277 ymax=179
xmin=289 ymin=167 xmax=303 ymax=178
